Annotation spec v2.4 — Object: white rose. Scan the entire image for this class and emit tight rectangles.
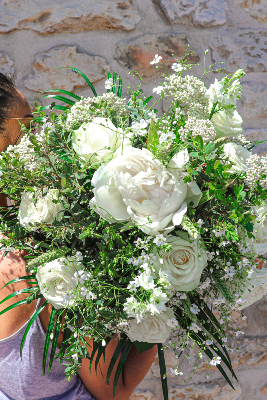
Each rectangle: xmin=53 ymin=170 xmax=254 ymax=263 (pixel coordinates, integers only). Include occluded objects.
xmin=18 ymin=189 xmax=63 ymax=230
xmin=36 ymin=257 xmax=83 ymax=309
xmin=153 ymin=234 xmax=208 ymax=291
xmin=248 ymin=204 xmax=267 ymax=255
xmin=127 ymin=308 xmax=175 ymax=343
xmin=90 ymin=146 xmax=191 ymax=235
xmin=211 ymin=109 xmax=243 ymax=138
xmin=222 ymin=143 xmax=251 ymax=174
xmin=232 ymin=268 xmax=267 ymax=310
xmin=72 ymin=117 xmax=125 ymax=166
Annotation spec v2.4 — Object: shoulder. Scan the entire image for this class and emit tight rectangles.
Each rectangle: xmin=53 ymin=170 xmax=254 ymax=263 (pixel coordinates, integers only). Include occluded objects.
xmin=0 ymin=251 xmax=38 ymax=339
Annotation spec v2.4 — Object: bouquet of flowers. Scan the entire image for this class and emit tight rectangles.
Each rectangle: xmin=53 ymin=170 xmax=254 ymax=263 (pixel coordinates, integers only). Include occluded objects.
xmin=1 ymin=54 xmax=267 ymax=399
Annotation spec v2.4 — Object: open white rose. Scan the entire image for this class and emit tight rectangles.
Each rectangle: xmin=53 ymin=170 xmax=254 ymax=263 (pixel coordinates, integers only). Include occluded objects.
xmin=248 ymin=204 xmax=267 ymax=255
xmin=90 ymin=146 xmax=192 ymax=235
xmin=153 ymin=234 xmax=208 ymax=291
xmin=127 ymin=308 xmax=175 ymax=343
xmin=72 ymin=117 xmax=126 ymax=166
xmin=18 ymin=189 xmax=63 ymax=230
xmin=211 ymin=109 xmax=243 ymax=138
xmin=223 ymin=143 xmax=251 ymax=174
xmin=36 ymin=257 xmax=83 ymax=309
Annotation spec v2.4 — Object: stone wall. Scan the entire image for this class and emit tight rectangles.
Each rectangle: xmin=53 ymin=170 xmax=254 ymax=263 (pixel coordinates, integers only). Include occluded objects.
xmin=1 ymin=0 xmax=267 ymax=398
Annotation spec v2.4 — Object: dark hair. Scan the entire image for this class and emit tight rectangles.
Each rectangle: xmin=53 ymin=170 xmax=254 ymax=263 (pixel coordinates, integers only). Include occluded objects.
xmin=0 ymin=72 xmax=16 ymax=134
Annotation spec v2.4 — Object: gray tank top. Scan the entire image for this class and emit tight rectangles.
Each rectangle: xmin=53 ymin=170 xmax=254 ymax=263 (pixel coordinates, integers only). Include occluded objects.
xmin=0 ymin=300 xmax=94 ymax=400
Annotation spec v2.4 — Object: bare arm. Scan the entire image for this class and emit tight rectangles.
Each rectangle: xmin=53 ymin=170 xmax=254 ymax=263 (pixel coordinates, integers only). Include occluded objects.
xmin=78 ymin=336 xmax=157 ymax=400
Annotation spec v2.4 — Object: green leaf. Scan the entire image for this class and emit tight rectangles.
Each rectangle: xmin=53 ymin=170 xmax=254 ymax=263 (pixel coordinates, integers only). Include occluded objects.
xmin=94 ymin=337 xmax=112 ymax=372
xmin=39 ymin=95 xmax=75 ymax=106
xmin=209 ymin=182 xmax=215 ymax=190
xmin=147 ymin=119 xmax=159 ymax=155
xmin=60 ymin=67 xmax=97 ymax=97
xmin=48 ymin=312 xmax=63 ymax=372
xmin=117 ymin=76 xmax=123 ymax=97
xmin=0 ymin=287 xmax=37 ymax=306
xmin=0 ymin=274 xmax=36 ymax=290
xmin=39 ymin=89 xmax=81 ymax=101
xmin=113 ymin=340 xmax=132 ymax=398
xmin=223 ymin=164 xmax=233 ymax=171
xmin=112 ymin=72 xmax=117 ymax=94
xmin=39 ymin=105 xmax=69 ymax=112
xmin=106 ymin=335 xmax=128 ymax=386
xmin=205 ymin=143 xmax=216 ymax=154
xmin=21 ymin=300 xmax=48 ymax=359
xmin=107 ymin=71 xmax=112 ymax=93
xmin=157 ymin=344 xmax=168 ymax=400
xmin=195 ymin=135 xmax=203 ymax=149
xmin=214 ymin=160 xmax=220 ymax=169
xmin=143 ymin=96 xmax=153 ymax=105
xmin=134 ymin=341 xmax=155 ymax=354
xmin=246 ymin=222 xmax=254 ymax=232
xmin=0 ymin=298 xmax=35 ymax=316
xmin=43 ymin=308 xmax=56 ymax=375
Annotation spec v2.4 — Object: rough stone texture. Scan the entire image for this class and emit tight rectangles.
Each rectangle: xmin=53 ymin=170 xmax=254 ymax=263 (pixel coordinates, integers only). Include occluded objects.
xmin=241 ymin=81 xmax=267 ymax=120
xmin=245 ymin=128 xmax=267 ymax=155
xmin=0 ymin=51 xmax=14 ymax=76
xmin=129 ymin=391 xmax=156 ymax=400
xmin=0 ymin=0 xmax=141 ymax=34
xmin=153 ymin=0 xmax=228 ymax=27
xmin=24 ymin=45 xmax=109 ymax=92
xmin=210 ymin=30 xmax=267 ymax=73
xmin=234 ymin=0 xmax=267 ymax=23
xmin=169 ymin=380 xmax=242 ymax=399
xmin=115 ymin=33 xmax=199 ymax=78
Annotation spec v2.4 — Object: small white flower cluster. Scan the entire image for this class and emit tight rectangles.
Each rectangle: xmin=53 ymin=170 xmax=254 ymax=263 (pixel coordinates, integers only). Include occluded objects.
xmin=246 ymin=154 xmax=267 ymax=189
xmin=159 ymin=130 xmax=176 ymax=145
xmin=163 ymin=75 xmax=209 ymax=119
xmin=131 ymin=119 xmax=148 ymax=136
xmin=66 ymin=93 xmax=128 ymax=130
xmin=171 ymin=62 xmax=184 ymax=73
xmin=127 ymin=252 xmax=156 ymax=267
xmin=150 ymin=54 xmax=162 ymax=65
xmin=179 ymin=117 xmax=217 ymax=145
xmin=206 ymin=74 xmax=243 ymax=109
xmin=6 ymin=129 xmax=47 ymax=172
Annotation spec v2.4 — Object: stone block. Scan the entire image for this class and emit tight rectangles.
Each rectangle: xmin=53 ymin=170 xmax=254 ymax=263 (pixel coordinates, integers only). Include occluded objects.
xmin=210 ymin=31 xmax=267 ymax=73
xmin=169 ymin=380 xmax=242 ymax=399
xmin=153 ymin=0 xmax=228 ymax=27
xmin=244 ymin=128 xmax=267 ymax=155
xmin=234 ymin=0 xmax=267 ymax=23
xmin=129 ymin=391 xmax=156 ymax=400
xmin=24 ymin=45 xmax=109 ymax=92
xmin=241 ymin=81 xmax=267 ymax=120
xmin=115 ymin=33 xmax=199 ymax=78
xmin=0 ymin=51 xmax=14 ymax=76
xmin=0 ymin=0 xmax=141 ymax=34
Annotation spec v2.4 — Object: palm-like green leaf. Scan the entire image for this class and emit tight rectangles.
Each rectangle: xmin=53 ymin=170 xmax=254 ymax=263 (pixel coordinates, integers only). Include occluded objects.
xmin=43 ymin=308 xmax=56 ymax=375
xmin=39 ymin=95 xmax=76 ymax=106
xmin=0 ymin=287 xmax=37 ymax=306
xmin=143 ymin=96 xmax=153 ymax=105
xmin=39 ymin=105 xmax=70 ymax=112
xmin=117 ymin=76 xmax=123 ymax=97
xmin=0 ymin=274 xmax=36 ymax=290
xmin=113 ymin=339 xmax=132 ymax=398
xmin=39 ymin=89 xmax=81 ymax=101
xmin=59 ymin=67 xmax=97 ymax=97
xmin=106 ymin=334 xmax=128 ymax=386
xmin=158 ymin=344 xmax=168 ymax=400
xmin=107 ymin=71 xmax=112 ymax=93
xmin=112 ymin=72 xmax=117 ymax=94
xmin=48 ymin=312 xmax=63 ymax=372
xmin=20 ymin=300 xmax=49 ymax=359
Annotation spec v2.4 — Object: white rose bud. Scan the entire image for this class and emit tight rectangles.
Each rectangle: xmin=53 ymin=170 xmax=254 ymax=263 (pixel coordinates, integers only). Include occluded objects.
xmin=127 ymin=308 xmax=175 ymax=343
xmin=90 ymin=146 xmax=190 ymax=235
xmin=153 ymin=234 xmax=208 ymax=291
xmin=18 ymin=189 xmax=63 ymax=230
xmin=36 ymin=257 xmax=83 ymax=309
xmin=72 ymin=117 xmax=126 ymax=166
xmin=211 ymin=109 xmax=243 ymax=138
xmin=222 ymin=143 xmax=251 ymax=174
